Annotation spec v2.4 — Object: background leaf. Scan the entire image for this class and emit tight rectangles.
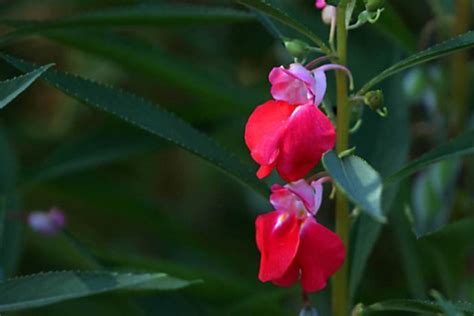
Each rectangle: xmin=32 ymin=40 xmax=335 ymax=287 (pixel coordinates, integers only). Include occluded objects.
xmin=388 ymin=130 xmax=474 ymax=183
xmin=358 ymin=31 xmax=474 ymax=94
xmin=0 ymin=5 xmax=254 ymax=46
xmin=361 ymin=299 xmax=474 ymax=314
xmin=1 ymin=53 xmax=268 ymax=196
xmin=0 ymin=271 xmax=196 ymax=312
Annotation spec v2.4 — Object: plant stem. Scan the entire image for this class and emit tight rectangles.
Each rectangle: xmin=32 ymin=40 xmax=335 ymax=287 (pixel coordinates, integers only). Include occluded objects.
xmin=332 ymin=1 xmax=350 ymax=316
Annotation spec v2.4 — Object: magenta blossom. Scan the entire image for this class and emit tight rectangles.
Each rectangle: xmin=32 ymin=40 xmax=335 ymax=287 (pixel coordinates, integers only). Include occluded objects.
xmin=315 ymin=0 xmax=326 ymax=9
xmin=269 ymin=63 xmax=352 ymax=107
xmin=28 ymin=208 xmax=66 ymax=235
xmin=256 ymin=178 xmax=345 ymax=292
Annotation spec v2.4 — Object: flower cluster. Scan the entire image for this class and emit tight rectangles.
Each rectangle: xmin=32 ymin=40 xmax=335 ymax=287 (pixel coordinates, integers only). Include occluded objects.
xmin=244 ymin=58 xmax=351 ymax=293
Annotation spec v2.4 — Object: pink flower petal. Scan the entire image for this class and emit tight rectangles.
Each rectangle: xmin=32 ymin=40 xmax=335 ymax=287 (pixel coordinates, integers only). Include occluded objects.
xmin=311 ymin=69 xmax=328 ymax=106
xmin=310 ymin=177 xmax=331 ymax=215
xmin=297 ymin=217 xmax=345 ymax=292
xmin=276 ymin=105 xmax=336 ymax=181
xmin=270 ymin=184 xmax=306 ymax=214
xmin=256 ymin=211 xmax=301 ymax=282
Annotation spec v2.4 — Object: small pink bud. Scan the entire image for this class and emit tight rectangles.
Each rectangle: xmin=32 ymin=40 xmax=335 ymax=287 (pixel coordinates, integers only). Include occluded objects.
xmin=321 ymin=5 xmax=337 ymax=25
xmin=315 ymin=0 xmax=327 ymax=9
xmin=28 ymin=208 xmax=66 ymax=236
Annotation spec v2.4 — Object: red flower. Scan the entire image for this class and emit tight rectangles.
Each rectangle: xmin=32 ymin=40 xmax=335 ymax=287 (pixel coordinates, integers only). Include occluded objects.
xmin=256 ymin=179 xmax=345 ymax=293
xmin=245 ymin=101 xmax=335 ymax=181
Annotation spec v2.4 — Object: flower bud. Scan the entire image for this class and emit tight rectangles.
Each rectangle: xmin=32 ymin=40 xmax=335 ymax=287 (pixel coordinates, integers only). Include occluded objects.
xmin=284 ymin=39 xmax=311 ymax=60
xmin=28 ymin=208 xmax=66 ymax=236
xmin=364 ymin=90 xmax=384 ymax=111
xmin=299 ymin=306 xmax=319 ymax=316
xmin=351 ymin=303 xmax=365 ymax=316
xmin=321 ymin=5 xmax=337 ymax=25
xmin=364 ymin=0 xmax=385 ymax=12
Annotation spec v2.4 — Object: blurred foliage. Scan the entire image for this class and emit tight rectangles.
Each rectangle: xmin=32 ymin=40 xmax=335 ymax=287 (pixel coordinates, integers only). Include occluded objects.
xmin=0 ymin=0 xmax=472 ymax=315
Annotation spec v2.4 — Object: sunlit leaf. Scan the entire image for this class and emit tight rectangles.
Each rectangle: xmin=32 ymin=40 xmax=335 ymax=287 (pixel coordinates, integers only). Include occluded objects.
xmin=322 ymin=151 xmax=386 ymax=223
xmin=0 ymin=64 xmax=53 ymax=109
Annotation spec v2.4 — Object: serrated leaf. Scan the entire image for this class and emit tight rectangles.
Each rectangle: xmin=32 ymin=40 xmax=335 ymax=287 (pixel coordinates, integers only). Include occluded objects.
xmin=45 ymin=31 xmax=257 ymax=119
xmin=0 ymin=5 xmax=253 ymax=46
xmin=358 ymin=31 xmax=474 ymax=95
xmin=236 ymin=0 xmax=330 ymax=53
xmin=388 ymin=130 xmax=474 ymax=183
xmin=0 ymin=53 xmax=268 ymax=196
xmin=0 ymin=271 xmax=197 ymax=312
xmin=362 ymin=299 xmax=474 ymax=315
xmin=0 ymin=64 xmax=53 ymax=109
xmin=322 ymin=151 xmax=385 ymax=223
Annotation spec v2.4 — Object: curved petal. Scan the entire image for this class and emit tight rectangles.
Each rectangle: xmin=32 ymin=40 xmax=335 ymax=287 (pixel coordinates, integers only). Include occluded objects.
xmin=310 ymin=177 xmax=331 ymax=215
xmin=286 ymin=179 xmax=315 ymax=212
xmin=311 ymin=69 xmax=327 ymax=106
xmin=256 ymin=211 xmax=300 ymax=282
xmin=297 ymin=217 xmax=345 ymax=292
xmin=271 ymin=81 xmax=309 ymax=105
xmin=276 ymin=105 xmax=336 ymax=181
xmin=245 ymin=100 xmax=296 ymax=175
xmin=287 ymin=63 xmax=314 ymax=85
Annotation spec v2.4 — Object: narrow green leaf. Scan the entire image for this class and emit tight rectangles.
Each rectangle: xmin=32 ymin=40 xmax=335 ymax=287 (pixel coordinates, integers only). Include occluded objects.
xmin=362 ymin=299 xmax=474 ymax=314
xmin=0 ymin=54 xmax=268 ymax=196
xmin=0 ymin=271 xmax=197 ymax=312
xmin=0 ymin=64 xmax=53 ymax=109
xmin=236 ymin=0 xmax=330 ymax=53
xmin=322 ymin=151 xmax=385 ymax=223
xmin=387 ymin=130 xmax=474 ymax=183
xmin=358 ymin=31 xmax=474 ymax=95
xmin=45 ymin=31 xmax=256 ymax=118
xmin=0 ymin=5 xmax=253 ymax=46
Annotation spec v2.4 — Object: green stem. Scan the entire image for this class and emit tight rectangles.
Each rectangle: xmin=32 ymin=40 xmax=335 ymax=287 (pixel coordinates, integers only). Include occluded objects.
xmin=332 ymin=1 xmax=350 ymax=316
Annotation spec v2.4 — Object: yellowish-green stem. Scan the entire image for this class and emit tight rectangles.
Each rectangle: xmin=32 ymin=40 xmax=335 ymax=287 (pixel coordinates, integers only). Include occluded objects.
xmin=332 ymin=1 xmax=350 ymax=316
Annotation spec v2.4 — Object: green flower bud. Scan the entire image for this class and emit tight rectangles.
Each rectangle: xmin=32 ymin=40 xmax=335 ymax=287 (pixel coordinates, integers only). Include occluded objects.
xmin=364 ymin=90 xmax=384 ymax=111
xmin=351 ymin=303 xmax=365 ymax=316
xmin=284 ymin=39 xmax=311 ymax=60
xmin=364 ymin=0 xmax=385 ymax=12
